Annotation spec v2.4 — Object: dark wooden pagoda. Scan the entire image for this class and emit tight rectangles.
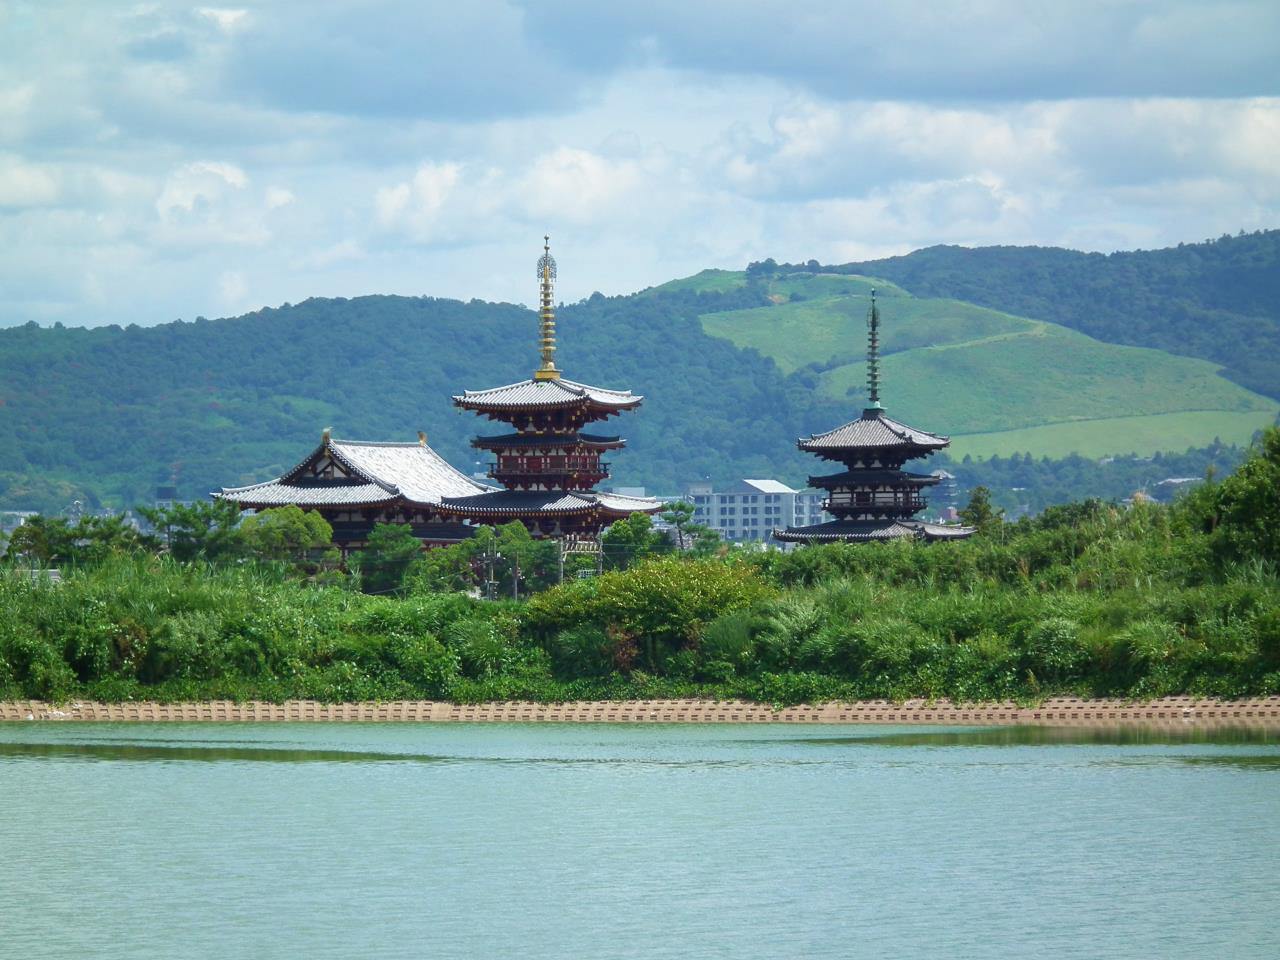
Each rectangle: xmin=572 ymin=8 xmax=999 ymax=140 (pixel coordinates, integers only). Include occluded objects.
xmin=440 ymin=238 xmax=659 ymax=543
xmin=775 ymin=291 xmax=973 ymax=544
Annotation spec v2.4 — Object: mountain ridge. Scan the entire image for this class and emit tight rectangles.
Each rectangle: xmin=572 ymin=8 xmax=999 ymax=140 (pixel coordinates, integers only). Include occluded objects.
xmin=1 ymin=231 xmax=1276 ymax=513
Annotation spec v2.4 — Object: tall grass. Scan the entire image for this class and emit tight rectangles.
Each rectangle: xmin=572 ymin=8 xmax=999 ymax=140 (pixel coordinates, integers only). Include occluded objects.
xmin=2 ymin=489 xmax=1277 ymax=705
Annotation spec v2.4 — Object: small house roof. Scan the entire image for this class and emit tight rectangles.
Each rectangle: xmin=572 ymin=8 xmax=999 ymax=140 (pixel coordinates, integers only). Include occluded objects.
xmin=739 ymin=479 xmax=798 ymax=494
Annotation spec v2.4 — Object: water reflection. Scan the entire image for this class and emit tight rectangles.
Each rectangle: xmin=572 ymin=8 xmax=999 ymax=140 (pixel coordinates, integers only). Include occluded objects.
xmin=763 ymin=724 xmax=1280 ymax=748
xmin=0 ymin=740 xmax=447 ymax=764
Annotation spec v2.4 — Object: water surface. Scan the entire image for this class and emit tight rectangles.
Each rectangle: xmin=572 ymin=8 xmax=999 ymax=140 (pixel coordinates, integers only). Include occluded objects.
xmin=1 ymin=723 xmax=1276 ymax=959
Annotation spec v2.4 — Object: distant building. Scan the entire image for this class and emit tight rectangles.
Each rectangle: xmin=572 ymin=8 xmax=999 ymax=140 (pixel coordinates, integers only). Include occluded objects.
xmin=688 ymin=479 xmax=830 ymax=544
xmin=0 ymin=511 xmax=38 ymax=535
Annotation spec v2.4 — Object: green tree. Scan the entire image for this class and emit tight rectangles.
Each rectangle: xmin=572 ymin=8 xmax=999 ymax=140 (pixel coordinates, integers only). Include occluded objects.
xmin=602 ymin=512 xmax=670 ymax=570
xmin=959 ymin=485 xmax=1003 ymax=535
xmin=1206 ymin=427 xmax=1280 ymax=563
xmin=489 ymin=522 xmax=559 ymax=597
xmin=408 ymin=537 xmax=480 ymax=594
xmin=660 ymin=501 xmax=696 ymax=549
xmin=240 ymin=505 xmax=337 ymax=570
xmin=70 ymin=515 xmax=156 ymax=564
xmin=2 ymin=515 xmax=76 ymax=565
xmin=138 ymin=499 xmax=244 ymax=563
xmin=351 ymin=522 xmax=422 ymax=595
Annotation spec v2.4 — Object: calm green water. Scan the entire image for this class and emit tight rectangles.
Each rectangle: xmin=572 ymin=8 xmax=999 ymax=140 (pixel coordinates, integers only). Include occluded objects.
xmin=1 ymin=723 xmax=1277 ymax=959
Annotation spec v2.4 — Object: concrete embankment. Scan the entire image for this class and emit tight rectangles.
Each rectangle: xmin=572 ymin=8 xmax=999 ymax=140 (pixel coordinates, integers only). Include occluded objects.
xmin=2 ymin=696 xmax=1278 ymax=726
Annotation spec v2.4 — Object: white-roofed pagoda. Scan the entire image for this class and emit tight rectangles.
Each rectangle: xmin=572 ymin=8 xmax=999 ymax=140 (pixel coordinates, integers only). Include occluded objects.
xmin=774 ymin=291 xmax=974 ymax=544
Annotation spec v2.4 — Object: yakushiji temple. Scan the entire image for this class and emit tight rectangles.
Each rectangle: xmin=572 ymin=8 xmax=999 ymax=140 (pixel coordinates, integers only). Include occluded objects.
xmin=218 ymin=239 xmax=657 ymax=555
xmin=774 ymin=291 xmax=974 ymax=544
xmin=445 ymin=238 xmax=660 ymax=552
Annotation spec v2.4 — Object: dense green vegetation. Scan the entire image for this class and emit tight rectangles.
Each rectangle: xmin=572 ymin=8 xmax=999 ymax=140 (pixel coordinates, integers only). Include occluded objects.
xmin=1 ymin=231 xmax=1276 ymax=514
xmin=3 ymin=431 xmax=1277 ymax=706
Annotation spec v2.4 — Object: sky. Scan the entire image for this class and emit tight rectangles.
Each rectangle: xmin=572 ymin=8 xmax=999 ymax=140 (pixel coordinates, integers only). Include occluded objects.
xmin=1 ymin=0 xmax=1278 ymax=327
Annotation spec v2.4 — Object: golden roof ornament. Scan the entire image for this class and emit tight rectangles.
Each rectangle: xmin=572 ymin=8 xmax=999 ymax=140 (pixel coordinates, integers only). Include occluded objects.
xmin=533 ymin=235 xmax=560 ymax=381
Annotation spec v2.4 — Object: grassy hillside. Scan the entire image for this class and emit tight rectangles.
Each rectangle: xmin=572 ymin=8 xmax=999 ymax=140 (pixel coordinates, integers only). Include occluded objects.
xmin=686 ymin=271 xmax=1277 ymax=457
xmin=946 ymin=411 xmax=1280 ymax=461
xmin=836 ymin=230 xmax=1280 ymax=401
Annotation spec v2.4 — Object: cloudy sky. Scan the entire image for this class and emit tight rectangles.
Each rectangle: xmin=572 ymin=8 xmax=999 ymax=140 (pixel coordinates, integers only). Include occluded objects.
xmin=1 ymin=1 xmax=1278 ymax=327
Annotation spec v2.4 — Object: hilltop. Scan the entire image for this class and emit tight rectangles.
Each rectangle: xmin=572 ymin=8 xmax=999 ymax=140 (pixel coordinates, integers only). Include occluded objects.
xmin=657 ymin=268 xmax=1276 ymax=461
xmin=0 ymin=231 xmax=1276 ymax=513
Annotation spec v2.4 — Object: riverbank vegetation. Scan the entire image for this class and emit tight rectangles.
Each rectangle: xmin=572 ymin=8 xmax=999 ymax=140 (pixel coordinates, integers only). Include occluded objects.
xmin=1 ymin=430 xmax=1277 ymax=706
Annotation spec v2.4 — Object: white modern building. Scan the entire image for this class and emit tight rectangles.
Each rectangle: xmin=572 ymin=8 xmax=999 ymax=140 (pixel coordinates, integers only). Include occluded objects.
xmin=687 ymin=479 xmax=830 ymax=545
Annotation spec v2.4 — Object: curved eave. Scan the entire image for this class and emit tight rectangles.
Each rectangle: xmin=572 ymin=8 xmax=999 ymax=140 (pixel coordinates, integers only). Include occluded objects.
xmin=438 ymin=503 xmax=599 ymax=519
xmin=471 ymin=433 xmax=626 ymax=451
xmin=774 ymin=519 xmax=975 ymax=543
xmin=214 ymin=484 xmax=399 ymax=510
xmin=454 ymin=398 xmax=641 ymax=417
xmin=452 ymin=378 xmax=643 ymax=415
xmin=774 ymin=522 xmax=919 ymax=543
xmin=798 ymin=438 xmax=949 ymax=455
xmin=597 ymin=495 xmax=662 ymax=516
xmin=807 ymin=470 xmax=941 ymax=488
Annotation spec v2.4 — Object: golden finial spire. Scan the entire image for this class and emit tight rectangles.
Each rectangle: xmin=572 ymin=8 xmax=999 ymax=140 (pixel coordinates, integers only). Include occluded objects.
xmin=867 ymin=288 xmax=882 ymax=409
xmin=533 ymin=234 xmax=560 ymax=380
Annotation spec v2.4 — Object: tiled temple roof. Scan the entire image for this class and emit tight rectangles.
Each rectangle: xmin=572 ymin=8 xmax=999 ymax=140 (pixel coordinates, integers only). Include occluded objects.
xmin=439 ymin=489 xmax=660 ymax=518
xmin=218 ymin=436 xmax=488 ymax=509
xmin=453 ymin=377 xmax=641 ymax=412
xmin=773 ymin=518 xmax=974 ymax=543
xmin=219 ymin=479 xmax=396 ymax=508
xmin=798 ymin=408 xmax=949 ymax=453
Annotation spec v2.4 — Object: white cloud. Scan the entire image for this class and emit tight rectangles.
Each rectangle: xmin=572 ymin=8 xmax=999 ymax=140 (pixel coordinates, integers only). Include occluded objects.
xmin=155 ymin=160 xmax=248 ymax=219
xmin=0 ymin=155 xmax=60 ymax=207
xmin=198 ymin=8 xmax=248 ymax=34
xmin=516 ymin=147 xmax=645 ymax=224
xmin=218 ymin=268 xmax=248 ymax=304
xmin=265 ymin=185 xmax=295 ymax=209
xmin=373 ymin=161 xmax=465 ymax=239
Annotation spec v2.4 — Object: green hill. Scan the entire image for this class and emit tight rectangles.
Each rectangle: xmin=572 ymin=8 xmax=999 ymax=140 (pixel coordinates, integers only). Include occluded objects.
xmin=835 ymin=229 xmax=1280 ymax=401
xmin=685 ymin=270 xmax=1276 ymax=458
xmin=1 ymin=233 xmax=1277 ymax=514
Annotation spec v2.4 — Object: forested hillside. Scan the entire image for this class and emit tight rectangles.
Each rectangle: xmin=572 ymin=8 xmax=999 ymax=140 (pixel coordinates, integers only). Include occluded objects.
xmin=0 ymin=286 xmax=843 ymax=511
xmin=837 ymin=230 xmax=1280 ymax=400
xmin=1 ymin=232 xmax=1276 ymax=514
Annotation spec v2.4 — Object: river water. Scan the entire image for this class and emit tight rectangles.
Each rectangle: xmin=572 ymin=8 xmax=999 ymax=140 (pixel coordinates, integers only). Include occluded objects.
xmin=0 ymin=723 xmax=1276 ymax=959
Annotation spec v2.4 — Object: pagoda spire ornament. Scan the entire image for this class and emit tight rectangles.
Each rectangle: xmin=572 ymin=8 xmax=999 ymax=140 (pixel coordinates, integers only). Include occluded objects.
xmin=533 ymin=235 xmax=560 ymax=381
xmin=867 ymin=288 xmax=881 ymax=409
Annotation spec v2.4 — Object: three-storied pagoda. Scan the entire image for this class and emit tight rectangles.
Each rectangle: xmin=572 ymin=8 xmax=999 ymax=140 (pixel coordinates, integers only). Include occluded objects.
xmin=441 ymin=238 xmax=659 ymax=547
xmin=775 ymin=291 xmax=973 ymax=544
